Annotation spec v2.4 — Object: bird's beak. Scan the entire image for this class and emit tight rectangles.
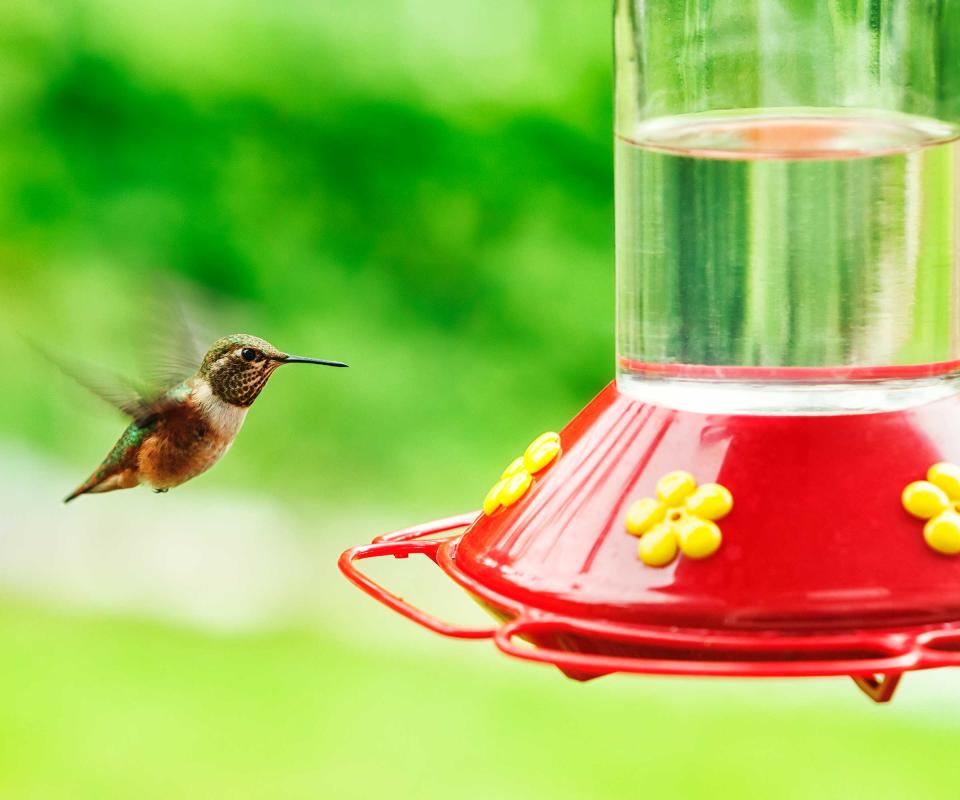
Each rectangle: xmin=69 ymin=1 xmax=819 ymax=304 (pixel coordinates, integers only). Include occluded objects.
xmin=280 ymin=354 xmax=349 ymax=368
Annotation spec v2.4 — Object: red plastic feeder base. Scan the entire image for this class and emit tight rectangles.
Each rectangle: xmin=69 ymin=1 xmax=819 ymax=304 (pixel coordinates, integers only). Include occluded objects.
xmin=339 ymin=382 xmax=960 ymax=703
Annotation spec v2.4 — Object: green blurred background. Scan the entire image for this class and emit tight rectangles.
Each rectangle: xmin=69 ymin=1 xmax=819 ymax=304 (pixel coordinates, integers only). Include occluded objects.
xmin=0 ymin=1 xmax=957 ymax=797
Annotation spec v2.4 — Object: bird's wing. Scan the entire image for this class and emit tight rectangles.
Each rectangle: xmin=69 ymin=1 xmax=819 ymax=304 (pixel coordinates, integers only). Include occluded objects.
xmin=141 ymin=279 xmax=212 ymax=395
xmin=30 ymin=340 xmax=180 ymax=425
xmin=29 ymin=275 xmax=210 ymax=424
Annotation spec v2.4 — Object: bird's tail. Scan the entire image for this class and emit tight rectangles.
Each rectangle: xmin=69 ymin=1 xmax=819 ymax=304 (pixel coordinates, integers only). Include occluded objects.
xmin=63 ymin=468 xmax=139 ymax=503
xmin=64 ymin=474 xmax=101 ymax=503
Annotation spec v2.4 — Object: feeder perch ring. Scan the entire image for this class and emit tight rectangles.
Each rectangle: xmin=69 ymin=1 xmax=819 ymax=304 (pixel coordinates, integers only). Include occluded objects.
xmin=339 ymin=509 xmax=960 ymax=704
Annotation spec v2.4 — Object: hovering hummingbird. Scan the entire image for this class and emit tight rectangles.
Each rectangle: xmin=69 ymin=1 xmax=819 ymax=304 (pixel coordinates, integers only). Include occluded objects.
xmin=64 ymin=333 xmax=347 ymax=502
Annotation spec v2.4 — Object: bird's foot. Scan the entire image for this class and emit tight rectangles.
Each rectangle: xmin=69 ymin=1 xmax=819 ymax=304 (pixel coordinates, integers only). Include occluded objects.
xmin=153 ymin=488 xmax=169 ymax=494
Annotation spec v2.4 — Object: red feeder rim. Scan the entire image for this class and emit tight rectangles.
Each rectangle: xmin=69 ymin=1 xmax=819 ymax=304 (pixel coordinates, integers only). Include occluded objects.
xmin=340 ymin=383 xmax=960 ymax=703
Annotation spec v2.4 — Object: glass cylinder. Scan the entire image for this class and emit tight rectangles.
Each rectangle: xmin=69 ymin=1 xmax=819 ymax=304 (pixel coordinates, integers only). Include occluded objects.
xmin=614 ymin=0 xmax=960 ymax=414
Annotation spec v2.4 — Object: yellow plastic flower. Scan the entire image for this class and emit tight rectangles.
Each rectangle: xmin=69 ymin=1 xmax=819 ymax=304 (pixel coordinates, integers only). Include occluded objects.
xmin=902 ymin=462 xmax=960 ymax=555
xmin=625 ymin=471 xmax=732 ymax=567
xmin=483 ymin=432 xmax=561 ymax=516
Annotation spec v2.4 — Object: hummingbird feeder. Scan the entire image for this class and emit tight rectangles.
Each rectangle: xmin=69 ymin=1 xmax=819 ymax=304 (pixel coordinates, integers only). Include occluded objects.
xmin=340 ymin=1 xmax=960 ymax=703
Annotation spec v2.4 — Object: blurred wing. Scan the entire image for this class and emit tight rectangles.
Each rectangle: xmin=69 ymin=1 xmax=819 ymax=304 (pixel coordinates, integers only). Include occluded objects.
xmin=30 ymin=339 xmax=162 ymax=424
xmin=28 ymin=275 xmax=212 ymax=422
xmin=141 ymin=279 xmax=212 ymax=394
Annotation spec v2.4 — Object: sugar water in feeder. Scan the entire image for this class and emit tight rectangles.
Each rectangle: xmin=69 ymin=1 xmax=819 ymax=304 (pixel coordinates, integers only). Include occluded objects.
xmin=614 ymin=1 xmax=960 ymax=415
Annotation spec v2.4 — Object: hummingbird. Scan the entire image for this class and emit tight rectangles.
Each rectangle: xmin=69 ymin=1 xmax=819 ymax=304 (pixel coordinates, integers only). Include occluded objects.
xmin=64 ymin=334 xmax=347 ymax=502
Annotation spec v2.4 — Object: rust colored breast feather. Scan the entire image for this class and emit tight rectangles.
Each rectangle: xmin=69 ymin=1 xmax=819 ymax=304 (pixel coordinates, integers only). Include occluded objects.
xmin=137 ymin=400 xmax=236 ymax=490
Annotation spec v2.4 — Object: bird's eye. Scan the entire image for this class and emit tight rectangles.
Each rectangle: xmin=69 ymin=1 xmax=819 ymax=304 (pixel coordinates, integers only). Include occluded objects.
xmin=241 ymin=348 xmax=258 ymax=362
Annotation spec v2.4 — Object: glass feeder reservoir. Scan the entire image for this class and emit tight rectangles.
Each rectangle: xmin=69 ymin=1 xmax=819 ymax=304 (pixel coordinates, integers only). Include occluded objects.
xmin=614 ymin=0 xmax=960 ymax=414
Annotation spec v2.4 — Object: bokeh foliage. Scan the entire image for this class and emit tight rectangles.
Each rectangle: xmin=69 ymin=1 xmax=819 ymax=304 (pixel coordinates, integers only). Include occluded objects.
xmin=1 ymin=600 xmax=958 ymax=800
xmin=0 ymin=0 xmax=612 ymax=513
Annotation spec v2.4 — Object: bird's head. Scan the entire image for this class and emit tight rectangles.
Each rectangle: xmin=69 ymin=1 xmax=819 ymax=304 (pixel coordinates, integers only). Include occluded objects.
xmin=199 ymin=334 xmax=347 ymax=406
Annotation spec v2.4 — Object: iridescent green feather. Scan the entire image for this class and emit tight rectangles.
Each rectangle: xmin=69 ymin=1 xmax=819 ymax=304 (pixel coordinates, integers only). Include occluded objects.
xmin=93 ymin=422 xmax=154 ymax=481
xmin=91 ymin=382 xmax=191 ymax=481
